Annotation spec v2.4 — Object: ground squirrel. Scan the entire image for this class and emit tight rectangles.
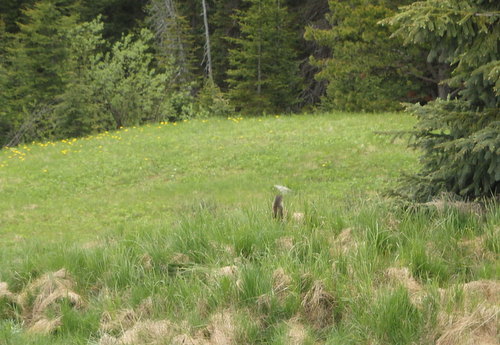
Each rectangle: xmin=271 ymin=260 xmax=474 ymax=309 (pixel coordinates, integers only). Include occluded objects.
xmin=273 ymin=194 xmax=284 ymax=219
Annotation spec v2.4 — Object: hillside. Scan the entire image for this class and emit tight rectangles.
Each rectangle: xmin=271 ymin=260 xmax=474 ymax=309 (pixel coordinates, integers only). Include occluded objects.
xmin=0 ymin=113 xmax=498 ymax=345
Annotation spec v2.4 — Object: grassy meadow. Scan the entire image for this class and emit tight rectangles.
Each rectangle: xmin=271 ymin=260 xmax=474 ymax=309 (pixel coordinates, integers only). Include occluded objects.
xmin=0 ymin=113 xmax=498 ymax=345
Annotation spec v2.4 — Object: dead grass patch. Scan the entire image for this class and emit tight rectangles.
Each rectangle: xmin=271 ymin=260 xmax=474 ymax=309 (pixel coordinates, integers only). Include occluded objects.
xmin=27 ymin=317 xmax=62 ymax=335
xmin=432 ymin=280 xmax=499 ymax=345
xmin=205 ymin=311 xmax=236 ymax=345
xmin=17 ymin=268 xmax=83 ymax=333
xmin=423 ymin=200 xmax=484 ymax=216
xmin=276 ymin=236 xmax=294 ymax=251
xmin=0 ymin=282 xmax=15 ymax=301
xmin=217 ymin=266 xmax=238 ymax=278
xmin=286 ymin=318 xmax=307 ymax=345
xmin=436 ymin=305 xmax=499 ymax=345
xmin=272 ymin=268 xmax=292 ymax=300
xmin=301 ymin=280 xmax=336 ymax=329
xmin=463 ymin=280 xmax=500 ymax=305
xmin=329 ymin=228 xmax=357 ymax=255
xmin=99 ymin=320 xmax=177 ymax=345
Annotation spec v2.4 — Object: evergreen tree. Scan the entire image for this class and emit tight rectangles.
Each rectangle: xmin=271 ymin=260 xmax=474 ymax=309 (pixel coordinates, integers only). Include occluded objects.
xmin=211 ymin=0 xmax=245 ymax=89
xmin=226 ymin=0 xmax=301 ymax=114
xmin=0 ymin=19 xmax=10 ymax=140
xmin=304 ymin=0 xmax=427 ymax=112
xmin=385 ymin=0 xmax=500 ymax=200
xmin=2 ymin=0 xmax=77 ymax=143
xmin=383 ymin=0 xmax=500 ymax=108
xmin=148 ymin=0 xmax=196 ymax=83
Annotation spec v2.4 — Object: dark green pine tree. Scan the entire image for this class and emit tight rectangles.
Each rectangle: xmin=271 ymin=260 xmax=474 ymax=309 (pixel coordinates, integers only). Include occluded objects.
xmin=226 ymin=0 xmax=301 ymax=114
xmin=384 ymin=0 xmax=500 ymax=200
xmin=3 ymin=0 xmax=77 ymax=143
xmin=0 ymin=19 xmax=10 ymax=140
xmin=304 ymin=0 xmax=426 ymax=112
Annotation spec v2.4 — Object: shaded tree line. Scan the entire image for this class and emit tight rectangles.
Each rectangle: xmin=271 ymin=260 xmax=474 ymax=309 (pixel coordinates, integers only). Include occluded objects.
xmin=0 ymin=0 xmax=435 ymax=144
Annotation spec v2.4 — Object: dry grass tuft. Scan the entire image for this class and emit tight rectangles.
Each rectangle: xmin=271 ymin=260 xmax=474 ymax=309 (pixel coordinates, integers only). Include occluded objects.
xmin=171 ymin=253 xmax=191 ymax=265
xmin=301 ymin=280 xmax=336 ymax=329
xmin=206 ymin=310 xmax=236 ymax=345
xmin=217 ymin=266 xmax=238 ymax=278
xmin=272 ymin=268 xmax=292 ymax=300
xmin=0 ymin=282 xmax=15 ymax=301
xmin=385 ymin=267 xmax=424 ymax=305
xmin=99 ymin=320 xmax=177 ymax=345
xmin=423 ymin=200 xmax=484 ymax=216
xmin=329 ymin=228 xmax=357 ymax=255
xmin=276 ymin=236 xmax=294 ymax=251
xmin=463 ymin=280 xmax=500 ymax=305
xmin=292 ymin=212 xmax=305 ymax=222
xmin=286 ymin=318 xmax=307 ymax=345
xmin=17 ymin=268 xmax=83 ymax=331
xmin=27 ymin=317 xmax=62 ymax=334
xmin=436 ymin=305 xmax=499 ymax=345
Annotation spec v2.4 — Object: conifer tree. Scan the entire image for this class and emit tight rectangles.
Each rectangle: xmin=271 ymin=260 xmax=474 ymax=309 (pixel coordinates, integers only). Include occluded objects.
xmin=383 ymin=0 xmax=500 ymax=108
xmin=385 ymin=0 xmax=500 ymax=200
xmin=2 ymin=0 xmax=77 ymax=143
xmin=0 ymin=19 xmax=10 ymax=140
xmin=226 ymin=0 xmax=301 ymax=114
xmin=304 ymin=0 xmax=426 ymax=112
xmin=148 ymin=0 xmax=195 ymax=83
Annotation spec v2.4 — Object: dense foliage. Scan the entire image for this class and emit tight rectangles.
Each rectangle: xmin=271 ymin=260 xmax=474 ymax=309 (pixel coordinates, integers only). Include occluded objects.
xmin=57 ymin=20 xmax=177 ymax=136
xmin=304 ymin=0 xmax=426 ymax=112
xmin=0 ymin=0 xmax=432 ymax=145
xmin=385 ymin=0 xmax=500 ymax=200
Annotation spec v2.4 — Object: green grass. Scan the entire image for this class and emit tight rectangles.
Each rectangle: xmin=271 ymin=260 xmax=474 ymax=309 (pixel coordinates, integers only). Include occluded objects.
xmin=0 ymin=112 xmax=498 ymax=345
xmin=0 ymin=113 xmax=414 ymax=244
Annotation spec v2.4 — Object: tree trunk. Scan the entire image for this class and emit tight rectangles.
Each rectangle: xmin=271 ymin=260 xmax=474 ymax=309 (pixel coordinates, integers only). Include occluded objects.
xmin=257 ymin=0 xmax=262 ymax=95
xmin=428 ymin=62 xmax=451 ymax=100
xmin=201 ymin=0 xmax=213 ymax=80
xmin=437 ymin=64 xmax=451 ymax=99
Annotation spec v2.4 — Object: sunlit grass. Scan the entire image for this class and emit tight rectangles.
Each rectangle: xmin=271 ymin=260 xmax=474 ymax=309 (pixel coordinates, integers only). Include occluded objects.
xmin=0 ymin=112 xmax=416 ymax=244
xmin=0 ymin=112 xmax=497 ymax=345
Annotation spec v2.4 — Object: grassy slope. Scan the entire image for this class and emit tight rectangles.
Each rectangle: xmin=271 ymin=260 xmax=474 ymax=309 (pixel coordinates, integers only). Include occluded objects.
xmin=0 ymin=113 xmax=414 ymax=244
xmin=0 ymin=113 xmax=498 ymax=345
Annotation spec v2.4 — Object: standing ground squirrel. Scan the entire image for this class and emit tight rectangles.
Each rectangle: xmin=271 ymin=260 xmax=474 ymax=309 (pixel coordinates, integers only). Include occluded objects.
xmin=273 ymin=194 xmax=284 ymax=219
